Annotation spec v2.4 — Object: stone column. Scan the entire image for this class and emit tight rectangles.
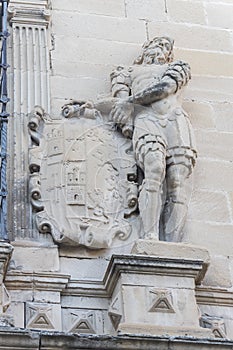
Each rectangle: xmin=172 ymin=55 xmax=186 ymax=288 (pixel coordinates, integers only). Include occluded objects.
xmin=8 ymin=0 xmax=51 ymax=239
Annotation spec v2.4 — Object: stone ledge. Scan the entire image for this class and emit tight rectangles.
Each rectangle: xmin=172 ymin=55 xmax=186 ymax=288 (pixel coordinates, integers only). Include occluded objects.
xmin=131 ymin=240 xmax=210 ymax=261
xmin=62 ymin=242 xmax=210 ymax=296
xmin=105 ymin=254 xmax=206 ymax=295
xmin=0 ymin=328 xmax=39 ymax=349
xmin=131 ymin=240 xmax=210 ymax=284
xmin=118 ymin=323 xmax=212 ymax=338
xmin=196 ymin=287 xmax=233 ymax=306
xmin=0 ymin=329 xmax=233 ymax=349
xmin=5 ymin=271 xmax=70 ymax=292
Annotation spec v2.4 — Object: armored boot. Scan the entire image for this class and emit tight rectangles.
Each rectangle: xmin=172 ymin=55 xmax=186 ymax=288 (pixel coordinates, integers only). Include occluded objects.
xmin=162 ymin=195 xmax=188 ymax=242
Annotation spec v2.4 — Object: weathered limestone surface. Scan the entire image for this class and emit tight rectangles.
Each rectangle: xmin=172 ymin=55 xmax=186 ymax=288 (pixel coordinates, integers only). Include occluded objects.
xmin=4 ymin=0 xmax=233 ymax=347
xmin=8 ymin=0 xmax=51 ymax=241
xmin=10 ymin=244 xmax=59 ymax=272
xmin=1 ymin=329 xmax=233 ymax=350
xmin=105 ymin=242 xmax=211 ymax=337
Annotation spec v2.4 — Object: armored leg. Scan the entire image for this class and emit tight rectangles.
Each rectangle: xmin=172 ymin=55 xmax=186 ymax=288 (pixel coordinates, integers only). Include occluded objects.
xmin=139 ymin=148 xmax=166 ymax=240
xmin=163 ymin=162 xmax=191 ymax=242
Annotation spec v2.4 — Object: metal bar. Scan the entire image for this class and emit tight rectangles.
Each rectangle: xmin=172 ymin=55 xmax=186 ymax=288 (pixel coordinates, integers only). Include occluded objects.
xmin=0 ymin=0 xmax=10 ymax=241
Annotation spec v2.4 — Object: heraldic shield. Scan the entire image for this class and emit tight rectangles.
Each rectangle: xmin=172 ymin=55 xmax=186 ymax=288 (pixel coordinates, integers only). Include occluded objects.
xmin=28 ymin=104 xmax=138 ymax=249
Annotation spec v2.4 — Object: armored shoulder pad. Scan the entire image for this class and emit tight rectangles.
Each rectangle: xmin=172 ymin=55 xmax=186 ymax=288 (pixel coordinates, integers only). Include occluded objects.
xmin=162 ymin=60 xmax=191 ymax=92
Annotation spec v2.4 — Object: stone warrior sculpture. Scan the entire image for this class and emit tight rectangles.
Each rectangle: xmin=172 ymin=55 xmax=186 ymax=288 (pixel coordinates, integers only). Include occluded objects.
xmin=110 ymin=36 xmax=197 ymax=242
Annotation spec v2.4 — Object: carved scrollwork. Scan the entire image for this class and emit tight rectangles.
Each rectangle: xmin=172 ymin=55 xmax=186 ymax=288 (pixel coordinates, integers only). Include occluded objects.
xmin=111 ymin=220 xmax=132 ymax=242
xmin=35 ymin=214 xmax=65 ymax=243
xmin=29 ymin=173 xmax=44 ymax=212
xmin=28 ymin=106 xmax=44 ymax=147
xmin=28 ymin=106 xmax=45 ymax=212
xmin=62 ymin=101 xmax=99 ymax=120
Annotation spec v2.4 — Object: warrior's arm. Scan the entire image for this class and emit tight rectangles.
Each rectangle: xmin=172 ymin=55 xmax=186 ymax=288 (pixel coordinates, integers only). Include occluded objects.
xmin=110 ymin=66 xmax=135 ymax=138
xmin=129 ymin=60 xmax=191 ymax=105
xmin=110 ymin=66 xmax=132 ymax=98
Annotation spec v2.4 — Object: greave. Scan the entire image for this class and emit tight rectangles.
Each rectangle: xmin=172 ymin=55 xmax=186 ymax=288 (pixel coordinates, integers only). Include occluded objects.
xmin=139 ymin=179 xmax=162 ymax=240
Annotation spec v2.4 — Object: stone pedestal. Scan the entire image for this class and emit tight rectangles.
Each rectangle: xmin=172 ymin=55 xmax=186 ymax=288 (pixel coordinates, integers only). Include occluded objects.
xmin=106 ymin=240 xmax=212 ymax=338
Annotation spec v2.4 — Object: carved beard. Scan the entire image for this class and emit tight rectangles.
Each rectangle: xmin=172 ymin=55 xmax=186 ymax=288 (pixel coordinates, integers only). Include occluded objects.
xmin=144 ymin=49 xmax=167 ymax=65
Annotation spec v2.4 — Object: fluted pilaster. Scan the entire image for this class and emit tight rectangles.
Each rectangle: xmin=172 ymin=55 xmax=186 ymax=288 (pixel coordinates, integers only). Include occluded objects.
xmin=8 ymin=0 xmax=50 ymax=239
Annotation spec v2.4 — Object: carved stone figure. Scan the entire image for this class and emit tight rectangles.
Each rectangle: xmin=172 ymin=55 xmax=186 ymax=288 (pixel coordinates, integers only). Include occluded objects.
xmin=110 ymin=37 xmax=196 ymax=242
xmin=28 ymin=37 xmax=196 ymax=248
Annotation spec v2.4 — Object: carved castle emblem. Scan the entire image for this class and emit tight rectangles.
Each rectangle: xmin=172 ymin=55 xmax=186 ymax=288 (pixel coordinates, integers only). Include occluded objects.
xmin=28 ymin=105 xmax=138 ymax=249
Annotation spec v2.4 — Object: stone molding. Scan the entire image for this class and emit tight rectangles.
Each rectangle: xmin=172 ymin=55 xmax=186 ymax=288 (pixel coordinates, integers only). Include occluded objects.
xmin=64 ymin=242 xmax=210 ymax=297
xmin=4 ymin=243 xmax=232 ymax=338
xmin=196 ymin=287 xmax=233 ymax=306
xmin=5 ymin=271 xmax=70 ymax=292
xmin=8 ymin=0 xmax=50 ymax=26
xmin=63 ymin=254 xmax=205 ymax=298
xmin=104 ymin=254 xmax=206 ymax=295
xmin=131 ymin=240 xmax=210 ymax=284
xmin=60 ymin=243 xmax=211 ymax=338
xmin=0 ymin=329 xmax=233 ymax=350
xmin=5 ymin=271 xmax=69 ymax=331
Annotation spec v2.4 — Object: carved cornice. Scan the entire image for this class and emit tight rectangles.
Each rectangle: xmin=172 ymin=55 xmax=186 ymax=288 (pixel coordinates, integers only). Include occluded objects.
xmin=1 ymin=329 xmax=233 ymax=350
xmin=8 ymin=0 xmax=50 ymax=26
xmin=5 ymin=271 xmax=70 ymax=291
xmin=63 ymin=254 xmax=207 ymax=297
xmin=196 ymin=287 xmax=233 ymax=307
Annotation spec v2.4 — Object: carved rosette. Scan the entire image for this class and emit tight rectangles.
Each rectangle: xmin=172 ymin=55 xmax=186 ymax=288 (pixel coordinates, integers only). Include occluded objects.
xmin=28 ymin=103 xmax=138 ymax=249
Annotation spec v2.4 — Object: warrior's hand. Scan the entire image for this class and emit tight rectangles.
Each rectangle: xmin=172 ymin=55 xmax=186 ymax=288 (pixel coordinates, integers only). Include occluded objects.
xmin=110 ymin=99 xmax=134 ymax=125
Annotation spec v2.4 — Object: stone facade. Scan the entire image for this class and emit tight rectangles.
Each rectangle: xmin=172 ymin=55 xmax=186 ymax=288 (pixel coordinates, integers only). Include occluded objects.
xmin=0 ymin=0 xmax=232 ymax=349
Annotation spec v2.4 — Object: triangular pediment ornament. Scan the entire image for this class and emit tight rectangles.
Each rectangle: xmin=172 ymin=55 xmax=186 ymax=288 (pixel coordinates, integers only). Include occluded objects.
xmin=2 ymin=284 xmax=11 ymax=312
xmin=110 ymin=295 xmax=121 ymax=312
xmin=213 ymin=328 xmax=226 ymax=339
xmin=157 ymin=299 xmax=169 ymax=309
xmin=27 ymin=312 xmax=54 ymax=329
xmin=35 ymin=316 xmax=48 ymax=325
xmin=78 ymin=321 xmax=89 ymax=329
xmin=148 ymin=289 xmax=175 ymax=313
xmin=70 ymin=318 xmax=95 ymax=334
xmin=108 ymin=292 xmax=123 ymax=330
xmin=200 ymin=315 xmax=227 ymax=338
xmin=149 ymin=296 xmax=175 ymax=313
xmin=108 ymin=312 xmax=122 ymax=330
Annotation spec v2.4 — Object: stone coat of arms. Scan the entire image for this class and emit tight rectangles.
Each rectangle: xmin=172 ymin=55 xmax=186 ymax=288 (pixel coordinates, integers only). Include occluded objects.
xmin=28 ymin=104 xmax=138 ymax=249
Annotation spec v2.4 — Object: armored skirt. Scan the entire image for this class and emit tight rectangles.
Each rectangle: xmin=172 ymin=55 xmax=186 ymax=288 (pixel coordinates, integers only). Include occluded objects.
xmin=133 ymin=107 xmax=197 ymax=174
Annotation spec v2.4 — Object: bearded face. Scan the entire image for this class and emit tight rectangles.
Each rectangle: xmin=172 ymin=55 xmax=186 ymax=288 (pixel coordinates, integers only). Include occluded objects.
xmin=143 ymin=38 xmax=173 ymax=65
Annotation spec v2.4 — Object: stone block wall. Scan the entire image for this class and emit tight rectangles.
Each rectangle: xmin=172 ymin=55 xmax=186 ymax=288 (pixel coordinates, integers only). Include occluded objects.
xmin=50 ymin=0 xmax=233 ymax=288
xmin=4 ymin=0 xmax=233 ymax=342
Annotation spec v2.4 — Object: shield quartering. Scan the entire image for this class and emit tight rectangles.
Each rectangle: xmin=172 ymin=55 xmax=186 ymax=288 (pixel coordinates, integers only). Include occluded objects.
xmin=28 ymin=104 xmax=138 ymax=249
